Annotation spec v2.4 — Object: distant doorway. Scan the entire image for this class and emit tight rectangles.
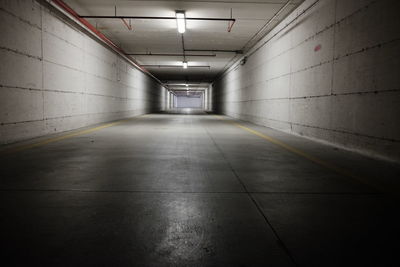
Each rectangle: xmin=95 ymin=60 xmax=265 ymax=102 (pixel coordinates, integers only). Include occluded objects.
xmin=176 ymin=95 xmax=203 ymax=108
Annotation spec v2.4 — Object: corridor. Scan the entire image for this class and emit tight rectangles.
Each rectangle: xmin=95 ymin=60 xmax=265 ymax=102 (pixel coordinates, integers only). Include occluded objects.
xmin=1 ymin=111 xmax=398 ymax=266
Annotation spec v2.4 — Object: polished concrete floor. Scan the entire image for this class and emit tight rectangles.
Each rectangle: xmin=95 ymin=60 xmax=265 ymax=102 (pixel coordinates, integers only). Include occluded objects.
xmin=1 ymin=110 xmax=399 ymax=266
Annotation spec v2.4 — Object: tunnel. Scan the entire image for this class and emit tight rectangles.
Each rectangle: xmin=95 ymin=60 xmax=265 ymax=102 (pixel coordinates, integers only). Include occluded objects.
xmin=0 ymin=0 xmax=399 ymax=266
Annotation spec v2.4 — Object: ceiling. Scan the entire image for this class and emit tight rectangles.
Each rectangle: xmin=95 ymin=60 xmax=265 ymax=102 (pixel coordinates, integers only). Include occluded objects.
xmin=64 ymin=0 xmax=303 ymax=90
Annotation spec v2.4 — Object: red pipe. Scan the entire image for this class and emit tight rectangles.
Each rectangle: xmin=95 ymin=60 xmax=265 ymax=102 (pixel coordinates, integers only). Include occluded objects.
xmin=227 ymin=20 xmax=235 ymax=32
xmin=121 ymin=18 xmax=133 ymax=30
xmin=50 ymin=0 xmax=150 ymax=74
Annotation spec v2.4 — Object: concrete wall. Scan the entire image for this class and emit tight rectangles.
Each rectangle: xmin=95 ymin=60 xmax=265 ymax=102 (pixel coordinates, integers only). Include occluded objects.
xmin=0 ymin=0 xmax=165 ymax=144
xmin=213 ymin=0 xmax=400 ymax=162
xmin=205 ymin=86 xmax=213 ymax=111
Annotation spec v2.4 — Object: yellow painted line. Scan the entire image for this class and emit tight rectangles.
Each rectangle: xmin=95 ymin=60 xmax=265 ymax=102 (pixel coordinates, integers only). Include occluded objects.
xmin=214 ymin=115 xmax=380 ymax=192
xmin=1 ymin=114 xmax=149 ymax=154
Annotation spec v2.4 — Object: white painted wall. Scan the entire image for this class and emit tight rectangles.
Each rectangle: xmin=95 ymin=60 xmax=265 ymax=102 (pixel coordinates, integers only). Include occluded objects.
xmin=176 ymin=96 xmax=203 ymax=108
xmin=0 ymin=0 xmax=166 ymax=144
xmin=213 ymin=0 xmax=400 ymax=162
xmin=207 ymin=86 xmax=213 ymax=111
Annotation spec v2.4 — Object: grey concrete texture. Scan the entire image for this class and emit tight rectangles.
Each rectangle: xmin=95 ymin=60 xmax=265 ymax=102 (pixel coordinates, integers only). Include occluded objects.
xmin=213 ymin=0 xmax=400 ymax=162
xmin=0 ymin=0 xmax=166 ymax=145
xmin=0 ymin=112 xmax=399 ymax=266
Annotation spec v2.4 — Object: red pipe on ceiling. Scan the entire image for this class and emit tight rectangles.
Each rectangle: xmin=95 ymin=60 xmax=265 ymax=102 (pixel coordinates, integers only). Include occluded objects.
xmin=50 ymin=0 xmax=151 ymax=75
xmin=121 ymin=18 xmax=133 ymax=31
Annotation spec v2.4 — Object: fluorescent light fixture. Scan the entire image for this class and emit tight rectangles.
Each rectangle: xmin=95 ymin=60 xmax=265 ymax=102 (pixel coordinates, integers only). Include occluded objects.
xmin=182 ymin=61 xmax=188 ymax=69
xmin=176 ymin=11 xmax=186 ymax=33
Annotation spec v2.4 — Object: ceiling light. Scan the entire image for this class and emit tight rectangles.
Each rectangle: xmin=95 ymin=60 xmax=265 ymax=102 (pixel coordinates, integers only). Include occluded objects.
xmin=176 ymin=11 xmax=186 ymax=34
xmin=185 ymin=84 xmax=188 ymax=87
xmin=182 ymin=61 xmax=188 ymax=69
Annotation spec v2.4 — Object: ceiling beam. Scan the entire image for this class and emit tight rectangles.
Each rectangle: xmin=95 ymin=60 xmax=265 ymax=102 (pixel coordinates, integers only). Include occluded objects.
xmin=122 ymin=1 xmax=297 ymax=4
xmin=142 ymin=65 xmax=211 ymax=69
xmin=184 ymin=49 xmax=243 ymax=54
xmin=170 ymin=89 xmax=206 ymax=90
xmin=80 ymin=15 xmax=235 ymax=22
xmin=127 ymin=53 xmax=216 ymax=57
xmin=163 ymin=80 xmax=213 ymax=83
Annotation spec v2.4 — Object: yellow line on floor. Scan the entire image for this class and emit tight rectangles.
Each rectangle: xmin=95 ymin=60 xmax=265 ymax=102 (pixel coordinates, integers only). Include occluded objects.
xmin=1 ymin=115 xmax=146 ymax=154
xmin=214 ymin=115 xmax=381 ymax=192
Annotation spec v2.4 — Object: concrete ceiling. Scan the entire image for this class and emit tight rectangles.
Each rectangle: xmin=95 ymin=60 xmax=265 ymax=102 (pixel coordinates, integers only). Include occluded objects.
xmin=64 ymin=0 xmax=303 ymax=85
xmin=164 ymin=81 xmax=209 ymax=96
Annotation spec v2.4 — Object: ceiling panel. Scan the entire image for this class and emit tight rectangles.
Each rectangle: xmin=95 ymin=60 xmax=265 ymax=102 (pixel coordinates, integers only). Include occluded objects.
xmin=64 ymin=0 xmax=304 ymax=84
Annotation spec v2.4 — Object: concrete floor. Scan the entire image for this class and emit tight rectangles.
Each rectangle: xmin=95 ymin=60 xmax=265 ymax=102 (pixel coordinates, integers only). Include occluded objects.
xmin=0 ymin=110 xmax=399 ymax=266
